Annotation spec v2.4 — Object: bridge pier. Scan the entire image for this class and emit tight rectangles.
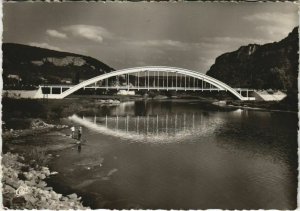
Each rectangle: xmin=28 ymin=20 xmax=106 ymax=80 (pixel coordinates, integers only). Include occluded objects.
xmin=175 ymin=71 xmax=178 ymax=91
xmin=185 ymin=74 xmax=186 ymax=91
xmin=147 ymin=71 xmax=150 ymax=91
xmin=127 ymin=74 xmax=129 ymax=91
xmin=157 ymin=71 xmax=160 ymax=91
xmin=137 ymin=72 xmax=139 ymax=90
xmin=167 ymin=72 xmax=169 ymax=91
xmin=193 ymin=78 xmax=195 ymax=91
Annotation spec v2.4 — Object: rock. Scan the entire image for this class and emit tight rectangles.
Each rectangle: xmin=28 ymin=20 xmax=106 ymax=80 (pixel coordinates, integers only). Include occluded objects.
xmin=4 ymin=184 xmax=15 ymax=193
xmin=7 ymin=179 xmax=20 ymax=189
xmin=24 ymin=172 xmax=33 ymax=180
xmin=36 ymin=181 xmax=47 ymax=188
xmin=12 ymin=196 xmax=26 ymax=207
xmin=50 ymin=171 xmax=58 ymax=175
xmin=44 ymin=187 xmax=53 ymax=191
xmin=26 ymin=195 xmax=38 ymax=204
xmin=61 ymin=196 xmax=68 ymax=201
xmin=50 ymin=191 xmax=58 ymax=199
xmin=67 ymin=193 xmax=77 ymax=199
xmin=2 ymin=152 xmax=88 ymax=209
xmin=207 ymin=27 xmax=298 ymax=91
xmin=39 ymin=174 xmax=46 ymax=180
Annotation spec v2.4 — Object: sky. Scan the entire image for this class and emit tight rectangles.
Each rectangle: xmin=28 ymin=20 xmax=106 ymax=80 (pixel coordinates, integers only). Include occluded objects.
xmin=3 ymin=2 xmax=299 ymax=73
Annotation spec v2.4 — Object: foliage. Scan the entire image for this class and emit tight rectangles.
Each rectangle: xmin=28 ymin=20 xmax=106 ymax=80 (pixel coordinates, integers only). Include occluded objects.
xmin=25 ymin=147 xmax=50 ymax=169
xmin=3 ymin=43 xmax=114 ymax=87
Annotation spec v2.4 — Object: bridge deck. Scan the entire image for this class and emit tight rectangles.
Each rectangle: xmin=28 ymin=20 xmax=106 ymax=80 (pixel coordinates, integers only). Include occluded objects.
xmin=41 ymin=85 xmax=254 ymax=92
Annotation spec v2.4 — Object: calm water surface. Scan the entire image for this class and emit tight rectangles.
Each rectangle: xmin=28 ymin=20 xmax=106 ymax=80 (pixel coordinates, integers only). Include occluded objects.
xmin=49 ymin=100 xmax=297 ymax=209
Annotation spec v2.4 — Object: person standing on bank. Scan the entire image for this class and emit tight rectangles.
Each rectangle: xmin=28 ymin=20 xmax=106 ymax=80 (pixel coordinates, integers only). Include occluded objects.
xmin=77 ymin=142 xmax=82 ymax=153
xmin=71 ymin=126 xmax=75 ymax=139
xmin=78 ymin=126 xmax=83 ymax=141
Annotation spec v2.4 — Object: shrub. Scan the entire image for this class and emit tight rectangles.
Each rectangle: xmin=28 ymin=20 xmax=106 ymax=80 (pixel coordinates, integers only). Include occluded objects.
xmin=26 ymin=147 xmax=50 ymax=170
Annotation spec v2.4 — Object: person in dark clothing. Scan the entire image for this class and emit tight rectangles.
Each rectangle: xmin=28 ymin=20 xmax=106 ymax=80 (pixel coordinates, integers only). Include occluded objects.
xmin=77 ymin=126 xmax=82 ymax=141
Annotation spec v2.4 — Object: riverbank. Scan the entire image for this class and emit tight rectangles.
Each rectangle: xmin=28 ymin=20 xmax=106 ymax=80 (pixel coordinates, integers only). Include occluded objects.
xmin=225 ymin=99 xmax=298 ymax=113
xmin=210 ymin=97 xmax=297 ymax=113
xmin=225 ymin=104 xmax=297 ymax=113
xmin=2 ymin=97 xmax=120 ymax=209
xmin=2 ymin=119 xmax=69 ymax=142
xmin=2 ymin=152 xmax=88 ymax=209
xmin=2 ymin=97 xmax=122 ymax=130
xmin=2 ymin=115 xmax=93 ymax=209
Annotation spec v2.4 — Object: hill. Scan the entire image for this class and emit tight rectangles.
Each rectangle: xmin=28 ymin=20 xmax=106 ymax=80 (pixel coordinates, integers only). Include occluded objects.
xmin=3 ymin=43 xmax=115 ymax=88
xmin=206 ymin=27 xmax=298 ymax=92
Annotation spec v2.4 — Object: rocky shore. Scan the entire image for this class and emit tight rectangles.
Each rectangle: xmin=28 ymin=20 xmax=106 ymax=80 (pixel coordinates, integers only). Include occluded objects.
xmin=2 ymin=117 xmax=90 ymax=209
xmin=2 ymin=152 xmax=89 ymax=209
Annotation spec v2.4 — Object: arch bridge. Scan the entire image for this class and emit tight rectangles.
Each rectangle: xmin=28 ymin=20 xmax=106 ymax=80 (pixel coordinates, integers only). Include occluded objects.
xmin=35 ymin=66 xmax=255 ymax=101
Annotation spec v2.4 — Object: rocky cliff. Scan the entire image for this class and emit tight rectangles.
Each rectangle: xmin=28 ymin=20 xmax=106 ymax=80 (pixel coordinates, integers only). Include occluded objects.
xmin=206 ymin=27 xmax=298 ymax=92
xmin=3 ymin=43 xmax=114 ymax=87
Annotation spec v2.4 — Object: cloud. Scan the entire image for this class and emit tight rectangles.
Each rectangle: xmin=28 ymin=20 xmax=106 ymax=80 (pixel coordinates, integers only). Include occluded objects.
xmin=254 ymin=25 xmax=294 ymax=39
xmin=127 ymin=36 xmax=269 ymax=53
xmin=62 ymin=25 xmax=113 ymax=43
xmin=130 ymin=39 xmax=186 ymax=48
xmin=46 ymin=29 xmax=67 ymax=39
xmin=200 ymin=36 xmax=269 ymax=45
xmin=28 ymin=42 xmax=62 ymax=51
xmin=243 ymin=12 xmax=296 ymax=26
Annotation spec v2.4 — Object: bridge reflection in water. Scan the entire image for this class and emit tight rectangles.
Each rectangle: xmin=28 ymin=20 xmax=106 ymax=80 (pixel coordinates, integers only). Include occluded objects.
xmin=69 ymin=112 xmax=224 ymax=143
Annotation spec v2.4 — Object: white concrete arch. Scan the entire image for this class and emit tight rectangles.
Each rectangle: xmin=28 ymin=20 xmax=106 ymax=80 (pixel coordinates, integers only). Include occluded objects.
xmin=40 ymin=66 xmax=247 ymax=100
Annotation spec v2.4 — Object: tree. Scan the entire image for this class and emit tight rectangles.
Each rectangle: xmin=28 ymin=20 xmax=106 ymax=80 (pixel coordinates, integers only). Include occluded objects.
xmin=72 ymin=71 xmax=80 ymax=84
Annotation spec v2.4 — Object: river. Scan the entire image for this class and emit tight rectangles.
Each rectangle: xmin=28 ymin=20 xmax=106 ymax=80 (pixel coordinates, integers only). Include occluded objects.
xmin=47 ymin=100 xmax=297 ymax=209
